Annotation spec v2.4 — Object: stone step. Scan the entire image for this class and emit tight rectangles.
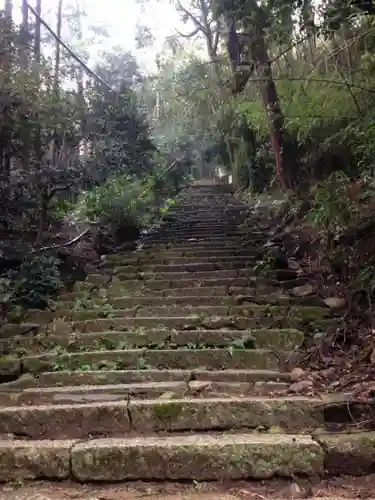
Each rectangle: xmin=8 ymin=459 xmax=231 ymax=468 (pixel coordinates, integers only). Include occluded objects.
xmin=139 ymin=242 xmax=260 ymax=252
xmin=142 ymin=235 xmax=263 ymax=244
xmin=40 ymin=315 xmax=337 ymax=335
xmin=161 ymin=222 xmax=249 ymax=228
xmin=20 ymin=347 xmax=283 ymax=374
xmin=103 ymin=249 xmax=263 ymax=263
xmin=0 ymin=380 xmax=293 ymax=405
xmin=58 ymin=285 xmax=262 ymax=301
xmin=0 ymin=396 xmax=324 ymax=439
xmin=112 ymin=257 xmax=259 ymax=273
xmin=27 ymin=304 xmax=331 ymax=323
xmin=89 ymin=268 xmax=299 ymax=284
xmin=0 ymin=433 xmax=328 ymax=481
xmin=141 ymin=230 xmax=262 ymax=238
xmin=75 ymin=275 xmax=294 ymax=293
xmin=0 ymin=369 xmax=292 ymax=389
xmin=150 ymin=225 xmax=245 ymax=233
xmin=87 ymin=269 xmax=244 ymax=283
xmin=59 ymin=281 xmax=303 ymax=300
xmin=140 ymin=242 xmax=262 ymax=252
xmin=1 ymin=315 xmax=336 ymax=341
xmin=2 ymin=328 xmax=304 ymax=355
xmin=113 ymin=260 xmax=260 ymax=275
xmin=53 ymin=293 xmax=323 ymax=310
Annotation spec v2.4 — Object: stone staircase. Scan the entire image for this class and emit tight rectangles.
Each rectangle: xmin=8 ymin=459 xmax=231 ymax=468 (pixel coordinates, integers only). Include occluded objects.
xmin=0 ymin=182 xmax=372 ymax=483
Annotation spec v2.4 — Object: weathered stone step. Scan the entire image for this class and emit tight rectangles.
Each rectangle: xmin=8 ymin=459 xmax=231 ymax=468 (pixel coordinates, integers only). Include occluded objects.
xmin=2 ymin=328 xmax=304 ymax=355
xmin=0 ymin=379 xmax=292 ymax=405
xmin=0 ymin=433 xmax=326 ymax=481
xmin=86 ymin=269 xmax=245 ymax=284
xmin=142 ymin=234 xmax=263 ymax=244
xmin=160 ymin=221 xmax=249 ymax=228
xmin=141 ymin=242 xmax=260 ymax=252
xmin=0 ymin=396 xmax=323 ymax=439
xmin=103 ymin=249 xmax=262 ymax=264
xmin=20 ymin=347 xmax=283 ymax=374
xmin=113 ymin=257 xmax=259 ymax=273
xmin=151 ymin=225 xmax=245 ymax=233
xmin=142 ymin=229 xmax=262 ymax=237
xmin=0 ymin=381 xmax=189 ymax=404
xmin=60 ymin=280 xmax=302 ymax=301
xmin=39 ymin=315 xmax=337 ymax=335
xmin=53 ymin=293 xmax=323 ymax=311
xmin=0 ymin=369 xmax=291 ymax=389
xmin=105 ymin=254 xmax=262 ymax=268
xmin=28 ymin=304 xmax=331 ymax=323
xmin=58 ymin=285 xmax=262 ymax=301
xmin=1 ymin=315 xmax=337 ymax=342
xmin=74 ymin=277 xmax=277 ymax=294
xmin=89 ymin=268 xmax=299 ymax=284
xmin=113 ymin=260 xmax=260 ymax=275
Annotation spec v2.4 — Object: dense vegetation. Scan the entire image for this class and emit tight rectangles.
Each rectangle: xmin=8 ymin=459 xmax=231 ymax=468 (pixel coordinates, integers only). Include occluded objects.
xmin=1 ymin=0 xmax=375 ymax=322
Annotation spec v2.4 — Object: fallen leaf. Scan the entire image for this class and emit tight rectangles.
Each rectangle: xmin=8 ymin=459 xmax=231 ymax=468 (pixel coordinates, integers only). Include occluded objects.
xmin=290 ymin=379 xmax=313 ymax=393
xmin=290 ymin=367 xmax=306 ymax=382
xmin=188 ymin=381 xmax=211 ymax=394
xmin=290 ymin=482 xmax=302 ymax=498
xmin=324 ymin=297 xmax=346 ymax=309
xmin=291 ymin=284 xmax=314 ymax=297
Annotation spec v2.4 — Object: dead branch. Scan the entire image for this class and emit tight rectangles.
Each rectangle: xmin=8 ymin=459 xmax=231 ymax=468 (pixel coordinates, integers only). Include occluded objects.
xmin=30 ymin=229 xmax=89 ymax=254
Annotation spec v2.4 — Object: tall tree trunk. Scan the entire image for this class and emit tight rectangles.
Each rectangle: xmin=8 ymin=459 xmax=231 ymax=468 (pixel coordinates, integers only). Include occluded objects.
xmin=224 ymin=0 xmax=296 ymax=190
xmin=74 ymin=0 xmax=88 ymax=158
xmin=251 ymin=37 xmax=295 ymax=190
xmin=20 ymin=0 xmax=29 ymax=70
xmin=34 ymin=0 xmax=44 ymax=244
xmin=52 ymin=0 xmax=63 ymax=168
xmin=0 ymin=0 xmax=13 ymax=219
xmin=34 ymin=0 xmax=42 ymax=170
xmin=302 ymin=0 xmax=315 ymax=62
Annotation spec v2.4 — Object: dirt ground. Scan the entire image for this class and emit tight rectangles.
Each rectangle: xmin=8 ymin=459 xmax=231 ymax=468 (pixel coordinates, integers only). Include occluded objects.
xmin=2 ymin=475 xmax=375 ymax=500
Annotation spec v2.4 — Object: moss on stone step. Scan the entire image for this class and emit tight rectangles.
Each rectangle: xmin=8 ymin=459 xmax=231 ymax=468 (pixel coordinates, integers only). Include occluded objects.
xmin=0 ymin=440 xmax=73 ymax=481
xmin=130 ymin=397 xmax=323 ymax=433
xmin=20 ymin=347 xmax=282 ymax=374
xmin=0 ymin=355 xmax=21 ymax=377
xmin=2 ymin=327 xmax=304 ymax=355
xmin=0 ymin=368 xmax=291 ymax=390
xmin=70 ymin=434 xmax=324 ymax=481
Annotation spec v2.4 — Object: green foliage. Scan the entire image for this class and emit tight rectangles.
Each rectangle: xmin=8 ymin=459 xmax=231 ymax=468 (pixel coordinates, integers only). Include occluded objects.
xmin=1 ymin=255 xmax=62 ymax=309
xmin=307 ymin=172 xmax=359 ymax=238
xmin=74 ymin=175 xmax=150 ymax=225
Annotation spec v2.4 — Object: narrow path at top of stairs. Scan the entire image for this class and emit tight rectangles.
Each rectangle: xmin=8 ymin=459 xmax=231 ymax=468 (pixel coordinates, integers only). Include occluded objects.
xmin=0 ymin=182 xmax=372 ymax=483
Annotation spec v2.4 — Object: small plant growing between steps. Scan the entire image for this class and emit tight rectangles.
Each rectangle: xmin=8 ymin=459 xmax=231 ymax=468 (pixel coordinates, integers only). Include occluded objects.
xmin=73 ymin=295 xmax=115 ymax=318
xmin=254 ymin=255 xmax=276 ymax=277
xmin=136 ymin=357 xmax=151 ymax=370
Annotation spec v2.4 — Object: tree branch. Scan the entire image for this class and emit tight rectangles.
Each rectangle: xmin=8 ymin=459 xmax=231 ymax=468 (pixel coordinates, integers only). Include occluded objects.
xmin=26 ymin=2 xmax=115 ymax=92
xmin=177 ymin=0 xmax=207 ymax=34
xmin=30 ymin=229 xmax=90 ymax=254
xmin=176 ymin=27 xmax=200 ymax=38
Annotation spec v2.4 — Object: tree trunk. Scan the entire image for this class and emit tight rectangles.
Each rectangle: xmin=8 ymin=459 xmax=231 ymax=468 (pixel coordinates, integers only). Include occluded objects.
xmin=34 ymin=0 xmax=42 ymax=170
xmin=302 ymin=0 xmax=315 ymax=62
xmin=225 ymin=0 xmax=297 ymax=191
xmin=0 ymin=0 xmax=13 ymax=215
xmin=20 ymin=0 xmax=29 ymax=70
xmin=251 ymin=37 xmax=295 ymax=190
xmin=52 ymin=0 xmax=63 ymax=168
xmin=71 ymin=0 xmax=88 ymax=159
